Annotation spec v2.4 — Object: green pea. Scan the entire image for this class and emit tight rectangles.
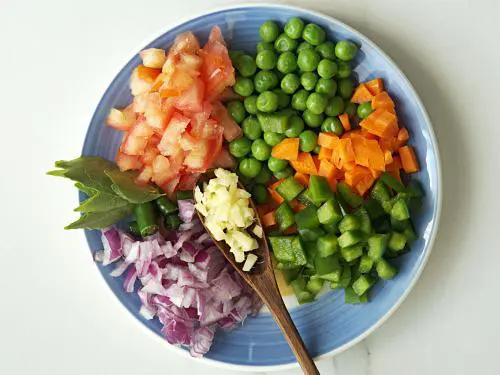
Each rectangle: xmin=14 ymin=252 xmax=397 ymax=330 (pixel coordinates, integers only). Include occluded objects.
xmin=299 ymin=130 xmax=318 ymax=152
xmin=335 ymin=40 xmax=358 ymax=61
xmin=244 ymin=95 xmax=258 ymax=114
xmin=301 ymin=72 xmax=319 ymax=91
xmin=357 ymin=102 xmax=374 ymax=119
xmin=254 ymin=165 xmax=273 ymax=184
xmin=284 ymin=17 xmax=305 ymax=39
xmin=268 ymin=156 xmax=289 ymax=173
xmin=297 ymin=49 xmax=321 ymax=72
xmin=281 ymin=73 xmax=301 ymax=94
xmin=254 ymin=70 xmax=279 ymax=93
xmin=325 ymin=96 xmax=345 ymax=116
xmin=239 ymin=157 xmax=263 ymax=178
xmin=251 ymin=184 xmax=269 ymax=204
xmin=273 ymin=166 xmax=294 ymax=179
xmin=302 ymin=23 xmax=326 ymax=46
xmin=303 ymin=110 xmax=324 ymax=128
xmin=229 ymin=137 xmax=252 ymax=158
xmin=297 ymin=41 xmax=314 ymax=53
xmin=338 ymin=78 xmax=355 ymax=99
xmin=236 ymin=54 xmax=257 ymax=77
xmin=256 ymin=50 xmax=278 ymax=70
xmin=275 ymin=33 xmax=298 ymax=52
xmin=234 ymin=77 xmax=254 ymax=97
xmin=251 ymin=139 xmax=272 ymax=161
xmin=285 ymin=115 xmax=305 ymax=137
xmin=229 ymin=50 xmax=244 ymax=64
xmin=256 ymin=91 xmax=279 ymax=113
xmin=259 ymin=21 xmax=280 ymax=42
xmin=321 ymin=117 xmax=343 ymax=135
xmin=291 ymin=89 xmax=309 ymax=111
xmin=273 ymin=88 xmax=290 ymax=109
xmin=256 ymin=42 xmax=274 ymax=53
xmin=315 ymin=41 xmax=336 ymax=59
xmin=332 ymin=117 xmax=345 ymax=136
xmin=306 ymin=92 xmax=328 ymax=115
xmin=337 ymin=61 xmax=352 ymax=78
xmin=226 ymin=100 xmax=246 ymax=124
xmin=242 ymin=116 xmax=262 ymax=140
xmin=316 ymin=78 xmax=337 ymax=97
xmin=317 ymin=59 xmax=338 ymax=79
xmin=344 ymin=102 xmax=357 ymax=118
xmin=277 ymin=51 xmax=298 ymax=74
xmin=264 ymin=132 xmax=286 ymax=146
xmin=313 ymin=145 xmax=321 ymax=154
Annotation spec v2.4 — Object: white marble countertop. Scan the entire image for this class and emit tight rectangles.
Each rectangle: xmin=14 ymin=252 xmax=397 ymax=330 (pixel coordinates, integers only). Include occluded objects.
xmin=1 ymin=0 xmax=499 ymax=374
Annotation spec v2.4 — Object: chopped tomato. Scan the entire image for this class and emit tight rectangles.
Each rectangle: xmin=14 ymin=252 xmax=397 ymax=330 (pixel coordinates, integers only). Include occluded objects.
xmin=141 ymin=146 xmax=159 ymax=165
xmin=158 ymin=112 xmax=190 ymax=156
xmin=200 ymin=27 xmax=235 ymax=102
xmin=152 ymin=155 xmax=176 ymax=185
xmin=169 ymin=31 xmax=200 ymax=56
xmin=174 ymin=79 xmax=204 ymax=113
xmin=184 ymin=134 xmax=222 ymax=172
xmin=211 ymin=147 xmax=235 ymax=169
xmin=116 ymin=152 xmax=142 ymax=171
xmin=177 ymin=172 xmax=201 ymax=191
xmin=212 ymin=101 xmax=242 ymax=141
xmin=122 ymin=122 xmax=154 ymax=155
xmin=161 ymin=175 xmax=181 ymax=199
xmin=189 ymin=101 xmax=213 ymax=138
xmin=107 ymin=105 xmax=135 ymax=131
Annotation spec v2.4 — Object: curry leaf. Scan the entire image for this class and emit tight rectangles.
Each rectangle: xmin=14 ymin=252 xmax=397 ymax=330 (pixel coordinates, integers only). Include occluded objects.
xmin=65 ymin=204 xmax=134 ymax=230
xmin=105 ymin=169 xmax=164 ymax=204
xmin=74 ymin=191 xmax=130 ymax=213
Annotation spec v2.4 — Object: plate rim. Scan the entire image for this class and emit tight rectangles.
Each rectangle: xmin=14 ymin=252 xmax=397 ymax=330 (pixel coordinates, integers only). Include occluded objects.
xmin=81 ymin=2 xmax=443 ymax=372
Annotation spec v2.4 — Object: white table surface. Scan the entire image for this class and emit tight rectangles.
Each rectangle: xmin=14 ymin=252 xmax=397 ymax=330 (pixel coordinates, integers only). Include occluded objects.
xmin=1 ymin=0 xmax=499 ymax=374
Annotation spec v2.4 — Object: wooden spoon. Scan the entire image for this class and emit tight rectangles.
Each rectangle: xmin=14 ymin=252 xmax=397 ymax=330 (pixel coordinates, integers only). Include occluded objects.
xmin=196 ymin=176 xmax=320 ymax=375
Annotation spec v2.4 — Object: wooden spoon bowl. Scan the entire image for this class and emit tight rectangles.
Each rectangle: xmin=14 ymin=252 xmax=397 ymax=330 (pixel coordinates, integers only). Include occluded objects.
xmin=196 ymin=172 xmax=319 ymax=375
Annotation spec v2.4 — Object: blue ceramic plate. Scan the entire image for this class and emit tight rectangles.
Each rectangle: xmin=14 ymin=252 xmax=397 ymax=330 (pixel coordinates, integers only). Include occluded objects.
xmin=81 ymin=4 xmax=442 ymax=371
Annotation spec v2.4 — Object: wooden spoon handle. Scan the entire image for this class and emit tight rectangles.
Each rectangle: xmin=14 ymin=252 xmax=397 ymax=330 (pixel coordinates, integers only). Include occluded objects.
xmin=258 ymin=277 xmax=320 ymax=374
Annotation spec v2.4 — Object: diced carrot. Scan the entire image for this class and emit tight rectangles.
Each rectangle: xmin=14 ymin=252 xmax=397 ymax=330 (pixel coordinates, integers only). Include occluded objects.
xmin=386 ymin=155 xmax=402 ymax=171
xmin=365 ymin=139 xmax=385 ymax=171
xmin=294 ymin=202 xmax=307 ymax=212
xmin=372 ymin=92 xmax=395 ymax=111
xmin=356 ymin=174 xmax=376 ymax=196
xmin=269 ymin=178 xmax=285 ymax=191
xmin=312 ymin=155 xmax=321 ymax=172
xmin=344 ymin=165 xmax=371 ymax=187
xmin=399 ymin=145 xmax=420 ymax=173
xmin=396 ymin=127 xmax=410 ymax=148
xmin=384 ymin=150 xmax=394 ymax=165
xmin=294 ymin=172 xmax=310 ymax=187
xmin=351 ymin=83 xmax=374 ymax=103
xmin=268 ymin=188 xmax=284 ymax=205
xmin=319 ymin=159 xmax=337 ymax=180
xmin=262 ymin=211 xmax=277 ymax=227
xmin=326 ymin=176 xmax=337 ymax=192
xmin=137 ymin=65 xmax=162 ymax=82
xmin=360 ymin=129 xmax=379 ymax=140
xmin=342 ymin=161 xmax=356 ymax=171
xmin=318 ymin=146 xmax=333 ymax=160
xmin=290 ymin=152 xmax=318 ymax=175
xmin=256 ymin=204 xmax=274 ymax=217
xmin=365 ymin=78 xmax=384 ymax=96
xmin=283 ymin=225 xmax=297 ymax=234
xmin=359 ymin=109 xmax=398 ymax=138
xmin=338 ymin=138 xmax=355 ymax=163
xmin=379 ymin=136 xmax=399 ymax=153
xmin=271 ymin=138 xmax=300 ymax=160
xmin=351 ymin=136 xmax=370 ymax=167
xmin=318 ymin=132 xmax=340 ymax=149
xmin=339 ymin=113 xmax=351 ymax=131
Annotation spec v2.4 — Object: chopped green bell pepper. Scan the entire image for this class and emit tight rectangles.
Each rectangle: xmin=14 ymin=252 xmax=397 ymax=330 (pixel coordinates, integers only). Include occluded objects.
xmin=340 ymin=244 xmax=364 ymax=262
xmin=314 ymin=254 xmax=342 ymax=282
xmin=295 ymin=205 xmax=320 ymax=229
xmin=338 ymin=181 xmax=364 ymax=208
xmin=338 ymin=230 xmax=364 ymax=248
xmin=317 ymin=234 xmax=338 ymax=257
xmin=275 ymin=202 xmax=295 ymax=231
xmin=309 ymin=175 xmax=334 ymax=204
xmin=338 ymin=214 xmax=361 ymax=233
xmin=317 ymin=197 xmax=342 ymax=225
xmin=269 ymin=236 xmax=307 ymax=266
xmin=276 ymin=176 xmax=305 ymax=202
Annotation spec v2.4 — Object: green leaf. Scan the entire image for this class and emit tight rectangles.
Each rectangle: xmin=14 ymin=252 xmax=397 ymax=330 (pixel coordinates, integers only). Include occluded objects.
xmin=65 ymin=204 xmax=134 ymax=230
xmin=49 ymin=157 xmax=118 ymax=194
xmin=105 ymin=169 xmax=163 ymax=204
xmin=74 ymin=182 xmax=98 ymax=196
xmin=74 ymin=191 xmax=130 ymax=213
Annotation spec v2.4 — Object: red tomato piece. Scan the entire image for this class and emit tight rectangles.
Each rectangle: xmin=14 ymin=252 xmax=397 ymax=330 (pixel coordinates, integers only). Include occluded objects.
xmin=161 ymin=175 xmax=181 ymax=199
xmin=122 ymin=122 xmax=154 ymax=156
xmin=212 ymin=101 xmax=242 ymax=141
xmin=177 ymin=172 xmax=201 ymax=191
xmin=158 ymin=112 xmax=190 ymax=156
xmin=211 ymin=146 xmax=235 ymax=169
xmin=184 ymin=132 xmax=223 ymax=172
xmin=174 ymin=79 xmax=204 ymax=113
xmin=169 ymin=31 xmax=200 ymax=56
xmin=135 ymin=166 xmax=153 ymax=185
xmin=200 ymin=27 xmax=235 ymax=102
xmin=116 ymin=152 xmax=142 ymax=171
xmin=152 ymin=155 xmax=176 ymax=185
